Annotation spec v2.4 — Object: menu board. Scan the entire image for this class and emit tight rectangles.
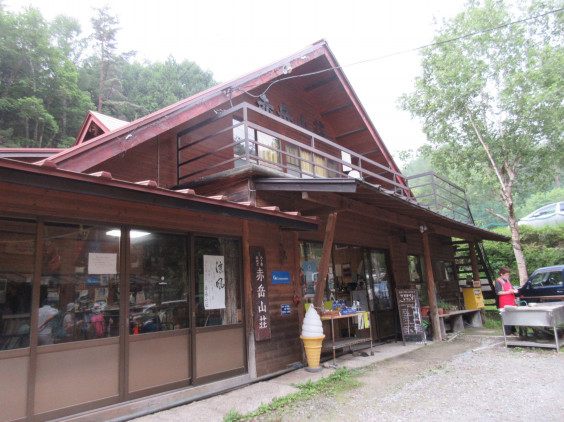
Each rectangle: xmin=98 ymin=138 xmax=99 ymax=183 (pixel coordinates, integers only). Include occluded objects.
xmin=396 ymin=289 xmax=426 ymax=344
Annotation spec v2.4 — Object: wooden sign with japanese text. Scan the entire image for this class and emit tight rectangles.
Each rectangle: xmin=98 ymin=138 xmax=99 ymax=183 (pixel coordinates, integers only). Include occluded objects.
xmin=396 ymin=289 xmax=426 ymax=344
xmin=250 ymin=246 xmax=271 ymax=341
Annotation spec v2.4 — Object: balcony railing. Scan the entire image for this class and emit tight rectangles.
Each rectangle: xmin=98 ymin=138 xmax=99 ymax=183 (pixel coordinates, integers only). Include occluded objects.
xmin=406 ymin=172 xmax=473 ymax=224
xmin=176 ymin=102 xmax=473 ymax=224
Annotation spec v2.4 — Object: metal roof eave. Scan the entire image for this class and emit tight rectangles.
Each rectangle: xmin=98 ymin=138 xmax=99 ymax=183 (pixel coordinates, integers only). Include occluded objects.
xmin=255 ymin=177 xmax=509 ymax=242
xmin=0 ymin=160 xmax=318 ymax=232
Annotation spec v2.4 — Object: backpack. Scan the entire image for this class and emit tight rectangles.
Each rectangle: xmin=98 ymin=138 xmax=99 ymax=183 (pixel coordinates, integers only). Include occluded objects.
xmin=90 ymin=314 xmax=105 ymax=338
xmin=51 ymin=311 xmax=67 ymax=340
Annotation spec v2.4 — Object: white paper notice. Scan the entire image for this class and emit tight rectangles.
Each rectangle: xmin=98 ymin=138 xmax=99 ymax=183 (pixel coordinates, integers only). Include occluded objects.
xmin=88 ymin=253 xmax=117 ymax=275
xmin=204 ymin=255 xmax=225 ymax=310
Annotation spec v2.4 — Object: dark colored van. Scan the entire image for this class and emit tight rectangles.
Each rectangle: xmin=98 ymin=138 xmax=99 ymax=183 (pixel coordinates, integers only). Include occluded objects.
xmin=518 ymin=265 xmax=564 ymax=302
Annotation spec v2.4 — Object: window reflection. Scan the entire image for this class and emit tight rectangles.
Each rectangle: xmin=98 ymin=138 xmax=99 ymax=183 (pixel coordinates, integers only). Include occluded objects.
xmin=129 ymin=231 xmax=189 ymax=334
xmin=39 ymin=223 xmax=120 ymax=345
xmin=195 ymin=237 xmax=241 ymax=327
xmin=0 ymin=218 xmax=35 ymax=350
xmin=368 ymin=251 xmax=392 ymax=310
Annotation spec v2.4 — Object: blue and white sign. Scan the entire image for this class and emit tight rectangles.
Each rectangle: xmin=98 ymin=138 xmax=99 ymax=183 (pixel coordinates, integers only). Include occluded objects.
xmin=281 ymin=304 xmax=291 ymax=315
xmin=271 ymin=270 xmax=290 ymax=285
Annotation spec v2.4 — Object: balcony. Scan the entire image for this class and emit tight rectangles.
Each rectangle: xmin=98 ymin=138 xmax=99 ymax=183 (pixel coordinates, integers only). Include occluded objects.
xmin=176 ymin=102 xmax=473 ymax=225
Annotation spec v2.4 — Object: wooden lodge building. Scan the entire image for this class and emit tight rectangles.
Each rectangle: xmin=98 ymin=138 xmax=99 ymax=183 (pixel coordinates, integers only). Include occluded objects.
xmin=0 ymin=40 xmax=507 ymax=421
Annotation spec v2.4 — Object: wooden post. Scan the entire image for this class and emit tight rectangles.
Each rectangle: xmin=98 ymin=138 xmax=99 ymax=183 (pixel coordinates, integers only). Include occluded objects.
xmin=242 ymin=221 xmax=256 ymax=378
xmin=422 ymin=230 xmax=442 ymax=342
xmin=293 ymin=232 xmax=305 ymax=330
xmin=293 ymin=231 xmax=306 ymax=362
xmin=313 ymin=212 xmax=338 ymax=309
xmin=469 ymin=243 xmax=480 ymax=282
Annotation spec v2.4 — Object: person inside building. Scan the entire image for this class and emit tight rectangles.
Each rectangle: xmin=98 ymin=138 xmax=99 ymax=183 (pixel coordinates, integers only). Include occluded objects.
xmin=496 ymin=266 xmax=519 ymax=335
xmin=37 ymin=299 xmax=58 ymax=345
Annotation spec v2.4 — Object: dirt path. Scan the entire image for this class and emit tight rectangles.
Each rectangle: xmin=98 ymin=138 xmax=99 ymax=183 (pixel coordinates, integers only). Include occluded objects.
xmin=255 ymin=335 xmax=564 ymax=421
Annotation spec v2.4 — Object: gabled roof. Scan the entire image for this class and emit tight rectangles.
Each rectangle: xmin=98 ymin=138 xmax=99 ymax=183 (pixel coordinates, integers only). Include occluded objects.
xmin=73 ymin=110 xmax=129 ymax=146
xmin=44 ymin=40 xmax=401 ymax=176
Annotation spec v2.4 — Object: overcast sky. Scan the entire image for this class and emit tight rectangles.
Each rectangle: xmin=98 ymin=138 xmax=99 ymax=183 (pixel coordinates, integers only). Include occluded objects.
xmin=5 ymin=0 xmax=467 ymax=163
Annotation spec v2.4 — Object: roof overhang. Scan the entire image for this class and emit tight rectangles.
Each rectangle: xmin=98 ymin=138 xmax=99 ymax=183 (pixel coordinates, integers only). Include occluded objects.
xmin=255 ymin=178 xmax=509 ymax=242
xmin=0 ymin=159 xmax=318 ymax=232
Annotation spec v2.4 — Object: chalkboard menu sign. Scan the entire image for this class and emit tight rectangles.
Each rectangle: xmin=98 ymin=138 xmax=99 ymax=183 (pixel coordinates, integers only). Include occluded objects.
xmin=396 ymin=289 xmax=426 ymax=344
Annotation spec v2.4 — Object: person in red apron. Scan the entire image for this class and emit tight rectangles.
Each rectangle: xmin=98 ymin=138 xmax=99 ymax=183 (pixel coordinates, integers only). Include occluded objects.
xmin=496 ymin=266 xmax=518 ymax=335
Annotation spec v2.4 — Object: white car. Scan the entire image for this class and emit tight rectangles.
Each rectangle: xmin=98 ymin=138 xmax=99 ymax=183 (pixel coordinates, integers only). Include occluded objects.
xmin=518 ymin=201 xmax=564 ymax=227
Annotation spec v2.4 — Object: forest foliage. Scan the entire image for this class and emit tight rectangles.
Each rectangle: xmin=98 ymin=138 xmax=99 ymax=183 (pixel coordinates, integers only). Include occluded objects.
xmin=0 ymin=5 xmax=216 ymax=148
xmin=484 ymin=224 xmax=564 ymax=276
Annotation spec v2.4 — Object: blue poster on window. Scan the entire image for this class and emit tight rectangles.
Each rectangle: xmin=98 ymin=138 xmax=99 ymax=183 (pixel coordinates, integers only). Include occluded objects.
xmin=271 ymin=271 xmax=290 ymax=284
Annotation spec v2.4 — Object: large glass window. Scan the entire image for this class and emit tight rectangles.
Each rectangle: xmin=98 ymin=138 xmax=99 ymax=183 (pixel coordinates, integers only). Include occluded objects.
xmin=300 ymin=242 xmax=329 ymax=300
xmin=233 ymin=119 xmax=257 ymax=167
xmin=195 ymin=236 xmax=242 ymax=327
xmin=257 ymin=131 xmax=280 ymax=167
xmin=314 ymin=155 xmax=327 ymax=177
xmin=38 ymin=223 xmax=120 ymax=345
xmin=408 ymin=255 xmax=426 ymax=284
xmin=367 ymin=251 xmax=392 ymax=310
xmin=0 ymin=218 xmax=35 ymax=350
xmin=285 ymin=144 xmax=301 ymax=177
xmin=300 ymin=150 xmax=314 ymax=176
xmin=129 ymin=230 xmax=189 ymax=335
xmin=435 ymin=260 xmax=456 ymax=282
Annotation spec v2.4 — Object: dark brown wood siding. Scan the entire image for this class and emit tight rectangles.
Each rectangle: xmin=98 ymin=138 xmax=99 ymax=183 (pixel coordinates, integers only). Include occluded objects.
xmin=249 ymin=222 xmax=302 ymax=377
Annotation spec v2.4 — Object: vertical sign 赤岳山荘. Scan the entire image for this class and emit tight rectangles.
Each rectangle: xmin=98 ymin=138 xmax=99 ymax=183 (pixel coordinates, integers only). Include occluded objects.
xmin=250 ymin=246 xmax=271 ymax=341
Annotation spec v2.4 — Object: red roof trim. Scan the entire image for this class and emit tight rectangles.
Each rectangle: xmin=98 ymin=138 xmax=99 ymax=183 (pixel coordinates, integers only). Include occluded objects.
xmin=45 ymin=42 xmax=334 ymax=171
xmin=0 ymin=158 xmax=318 ymax=228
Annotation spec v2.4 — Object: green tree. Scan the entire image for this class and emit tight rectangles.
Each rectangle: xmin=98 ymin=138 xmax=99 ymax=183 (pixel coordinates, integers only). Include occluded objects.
xmin=0 ymin=6 xmax=93 ymax=147
xmin=400 ymin=0 xmax=564 ymax=284
xmin=87 ymin=5 xmax=136 ymax=118
xmin=119 ymin=56 xmax=215 ymax=121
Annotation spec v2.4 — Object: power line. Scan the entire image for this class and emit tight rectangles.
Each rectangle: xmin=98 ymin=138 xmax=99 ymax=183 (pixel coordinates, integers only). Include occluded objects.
xmin=232 ymin=6 xmax=564 ymax=99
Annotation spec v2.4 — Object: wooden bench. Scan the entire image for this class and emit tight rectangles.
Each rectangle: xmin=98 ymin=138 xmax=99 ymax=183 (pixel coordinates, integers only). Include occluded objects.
xmin=439 ymin=309 xmax=484 ymax=334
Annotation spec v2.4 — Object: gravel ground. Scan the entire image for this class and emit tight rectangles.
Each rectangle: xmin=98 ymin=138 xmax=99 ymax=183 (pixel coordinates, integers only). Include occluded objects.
xmin=256 ymin=335 xmax=564 ymax=421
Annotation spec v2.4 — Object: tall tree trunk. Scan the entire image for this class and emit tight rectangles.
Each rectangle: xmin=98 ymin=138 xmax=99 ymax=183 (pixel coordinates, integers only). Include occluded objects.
xmin=506 ymin=203 xmax=528 ymax=285
xmin=98 ymin=62 xmax=104 ymax=112
xmin=466 ymin=108 xmax=528 ymax=284
xmin=61 ymin=98 xmax=68 ymax=144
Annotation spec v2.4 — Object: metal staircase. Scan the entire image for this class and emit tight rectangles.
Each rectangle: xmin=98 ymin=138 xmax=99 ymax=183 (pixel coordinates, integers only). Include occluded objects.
xmin=452 ymin=241 xmax=497 ymax=300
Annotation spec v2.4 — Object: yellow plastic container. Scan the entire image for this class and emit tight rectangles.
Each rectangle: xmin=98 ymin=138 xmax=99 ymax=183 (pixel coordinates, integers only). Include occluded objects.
xmin=463 ymin=287 xmax=485 ymax=309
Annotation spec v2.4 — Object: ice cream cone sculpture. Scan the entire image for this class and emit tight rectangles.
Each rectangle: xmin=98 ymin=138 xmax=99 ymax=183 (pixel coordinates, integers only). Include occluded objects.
xmin=300 ymin=335 xmax=325 ymax=370
xmin=301 ymin=306 xmax=325 ymax=371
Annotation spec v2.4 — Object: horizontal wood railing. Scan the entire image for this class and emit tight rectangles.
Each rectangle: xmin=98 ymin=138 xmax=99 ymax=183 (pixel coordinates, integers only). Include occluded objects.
xmin=176 ymin=102 xmax=473 ymax=223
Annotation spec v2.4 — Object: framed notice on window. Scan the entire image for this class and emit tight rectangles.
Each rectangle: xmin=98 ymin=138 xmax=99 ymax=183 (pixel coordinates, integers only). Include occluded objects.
xmin=203 ymin=255 xmax=225 ymax=310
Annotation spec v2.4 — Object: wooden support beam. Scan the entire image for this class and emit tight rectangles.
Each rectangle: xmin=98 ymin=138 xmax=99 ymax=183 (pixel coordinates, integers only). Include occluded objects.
xmin=302 ymin=191 xmax=420 ymax=230
xmin=304 ymin=75 xmax=337 ymax=92
xmin=469 ymin=243 xmax=480 ymax=281
xmin=320 ymin=102 xmax=353 ymax=116
xmin=335 ymin=127 xmax=367 ymax=140
xmin=313 ymin=212 xmax=338 ymax=308
xmin=242 ymin=221 xmax=256 ymax=378
xmin=293 ymin=231 xmax=306 ymax=362
xmin=422 ymin=231 xmax=442 ymax=342
xmin=300 ymin=192 xmax=482 ymax=243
